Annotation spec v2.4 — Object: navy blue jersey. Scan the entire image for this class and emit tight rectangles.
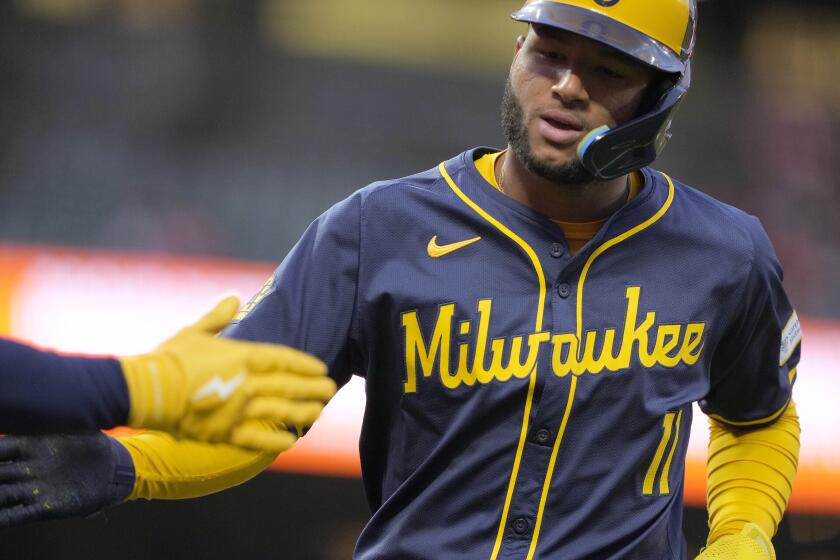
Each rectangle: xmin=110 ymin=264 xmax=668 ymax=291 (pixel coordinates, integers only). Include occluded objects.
xmin=225 ymin=148 xmax=798 ymax=560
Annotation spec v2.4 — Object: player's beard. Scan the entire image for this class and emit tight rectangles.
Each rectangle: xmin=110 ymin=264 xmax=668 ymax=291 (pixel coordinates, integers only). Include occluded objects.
xmin=500 ymin=77 xmax=596 ymax=187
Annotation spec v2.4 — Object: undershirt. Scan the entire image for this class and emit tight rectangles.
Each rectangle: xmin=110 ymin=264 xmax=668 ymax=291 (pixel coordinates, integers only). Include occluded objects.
xmin=474 ymin=150 xmax=642 ymax=255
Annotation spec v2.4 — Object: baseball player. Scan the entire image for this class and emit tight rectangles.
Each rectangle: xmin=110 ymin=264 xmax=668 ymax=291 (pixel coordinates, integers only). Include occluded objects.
xmin=0 ymin=1 xmax=800 ymax=558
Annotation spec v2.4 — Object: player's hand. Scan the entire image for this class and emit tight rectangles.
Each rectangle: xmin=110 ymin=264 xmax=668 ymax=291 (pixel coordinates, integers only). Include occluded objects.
xmin=0 ymin=433 xmax=134 ymax=528
xmin=119 ymin=296 xmax=336 ymax=453
xmin=695 ymin=523 xmax=775 ymax=560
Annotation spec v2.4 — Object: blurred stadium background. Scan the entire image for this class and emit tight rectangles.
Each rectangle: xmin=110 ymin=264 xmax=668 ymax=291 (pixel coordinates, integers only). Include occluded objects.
xmin=0 ymin=0 xmax=839 ymax=558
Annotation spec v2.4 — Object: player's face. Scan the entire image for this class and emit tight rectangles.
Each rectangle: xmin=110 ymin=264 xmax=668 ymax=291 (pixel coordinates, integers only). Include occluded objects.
xmin=502 ymin=25 xmax=657 ymax=185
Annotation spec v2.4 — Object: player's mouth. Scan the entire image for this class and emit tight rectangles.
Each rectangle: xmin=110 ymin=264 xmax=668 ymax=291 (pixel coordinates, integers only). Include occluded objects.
xmin=537 ymin=111 xmax=585 ymax=146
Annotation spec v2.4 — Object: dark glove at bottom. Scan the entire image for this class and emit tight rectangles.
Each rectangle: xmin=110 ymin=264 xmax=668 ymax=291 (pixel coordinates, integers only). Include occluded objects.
xmin=0 ymin=432 xmax=135 ymax=528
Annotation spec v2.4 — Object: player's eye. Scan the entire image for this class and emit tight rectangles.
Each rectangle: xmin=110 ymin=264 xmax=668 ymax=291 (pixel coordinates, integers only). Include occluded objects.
xmin=538 ymin=50 xmax=562 ymax=61
xmin=597 ymin=65 xmax=626 ymax=80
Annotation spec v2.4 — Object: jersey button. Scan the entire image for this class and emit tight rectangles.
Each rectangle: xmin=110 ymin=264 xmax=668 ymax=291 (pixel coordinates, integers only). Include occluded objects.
xmin=535 ymin=428 xmax=551 ymax=444
xmin=512 ymin=517 xmax=530 ymax=535
xmin=550 ymin=243 xmax=564 ymax=258
xmin=557 ymin=283 xmax=571 ymax=298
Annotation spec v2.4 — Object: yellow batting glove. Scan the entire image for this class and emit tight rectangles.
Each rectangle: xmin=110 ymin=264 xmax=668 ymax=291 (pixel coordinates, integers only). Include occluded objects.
xmin=118 ymin=296 xmax=336 ymax=453
xmin=695 ymin=523 xmax=776 ymax=560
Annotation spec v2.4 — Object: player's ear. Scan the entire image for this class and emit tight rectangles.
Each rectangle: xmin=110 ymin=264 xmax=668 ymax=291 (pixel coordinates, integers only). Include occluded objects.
xmin=514 ymin=35 xmax=526 ymax=57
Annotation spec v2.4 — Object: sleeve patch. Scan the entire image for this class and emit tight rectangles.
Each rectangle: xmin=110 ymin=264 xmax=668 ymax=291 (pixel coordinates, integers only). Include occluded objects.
xmin=233 ymin=277 xmax=274 ymax=323
xmin=779 ymin=311 xmax=802 ymax=366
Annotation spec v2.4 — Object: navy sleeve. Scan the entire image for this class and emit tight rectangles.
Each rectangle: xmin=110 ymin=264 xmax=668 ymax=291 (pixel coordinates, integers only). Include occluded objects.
xmin=0 ymin=338 xmax=129 ymax=433
xmin=701 ymin=217 xmax=800 ymax=427
xmin=223 ymin=192 xmax=362 ymax=388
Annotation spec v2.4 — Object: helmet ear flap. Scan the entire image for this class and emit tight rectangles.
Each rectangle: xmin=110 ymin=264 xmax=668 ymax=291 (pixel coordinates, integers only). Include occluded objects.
xmin=637 ymin=72 xmax=678 ymax=117
xmin=577 ymin=64 xmax=691 ymax=180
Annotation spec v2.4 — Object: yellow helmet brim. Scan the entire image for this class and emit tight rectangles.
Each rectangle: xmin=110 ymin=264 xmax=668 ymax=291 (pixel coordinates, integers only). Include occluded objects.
xmin=512 ymin=1 xmax=688 ymax=73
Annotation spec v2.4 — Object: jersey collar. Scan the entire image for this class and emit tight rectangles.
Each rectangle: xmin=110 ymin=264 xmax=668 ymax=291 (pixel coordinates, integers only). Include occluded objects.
xmin=441 ymin=147 xmax=668 ymax=244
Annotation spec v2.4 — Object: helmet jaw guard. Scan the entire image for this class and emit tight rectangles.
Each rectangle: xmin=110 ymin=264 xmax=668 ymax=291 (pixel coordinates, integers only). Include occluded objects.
xmin=577 ymin=66 xmax=690 ymax=180
xmin=510 ymin=0 xmax=696 ymax=179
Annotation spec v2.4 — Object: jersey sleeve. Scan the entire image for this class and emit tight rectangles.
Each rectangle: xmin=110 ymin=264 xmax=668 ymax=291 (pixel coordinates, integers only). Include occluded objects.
xmin=0 ymin=338 xmax=129 ymax=433
xmin=223 ymin=192 xmax=362 ymax=389
xmin=700 ymin=217 xmax=800 ymax=428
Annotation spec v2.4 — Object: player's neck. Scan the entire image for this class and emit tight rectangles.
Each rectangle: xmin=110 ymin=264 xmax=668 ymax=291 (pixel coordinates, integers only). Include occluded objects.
xmin=496 ymin=150 xmax=630 ymax=223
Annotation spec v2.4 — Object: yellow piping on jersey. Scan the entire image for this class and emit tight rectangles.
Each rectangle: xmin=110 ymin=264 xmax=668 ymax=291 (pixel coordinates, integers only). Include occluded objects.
xmin=707 ymin=396 xmax=792 ymax=427
xmin=437 ymin=162 xmax=547 ymax=560
xmin=527 ymin=173 xmax=676 ymax=558
xmin=575 ymin=175 xmax=676 ymax=353
xmin=525 ymin=374 xmax=578 ymax=560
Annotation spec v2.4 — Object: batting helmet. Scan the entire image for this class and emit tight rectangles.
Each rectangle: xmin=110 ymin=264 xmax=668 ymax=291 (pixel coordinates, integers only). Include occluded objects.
xmin=511 ymin=0 xmax=697 ymax=180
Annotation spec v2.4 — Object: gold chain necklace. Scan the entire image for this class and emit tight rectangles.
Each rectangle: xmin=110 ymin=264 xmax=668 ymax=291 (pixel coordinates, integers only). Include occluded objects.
xmin=497 ymin=152 xmax=507 ymax=194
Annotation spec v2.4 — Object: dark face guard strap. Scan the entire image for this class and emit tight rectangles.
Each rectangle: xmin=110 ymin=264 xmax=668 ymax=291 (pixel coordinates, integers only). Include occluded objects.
xmin=577 ymin=65 xmax=691 ymax=180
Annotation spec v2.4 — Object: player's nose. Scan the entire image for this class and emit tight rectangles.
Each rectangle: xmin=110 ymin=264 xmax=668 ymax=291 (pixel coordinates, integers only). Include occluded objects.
xmin=551 ymin=66 xmax=589 ymax=108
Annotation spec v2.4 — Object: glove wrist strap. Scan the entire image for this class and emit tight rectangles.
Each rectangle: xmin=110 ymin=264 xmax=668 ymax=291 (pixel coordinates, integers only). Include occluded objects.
xmin=107 ymin=437 xmax=137 ymax=503
xmin=119 ymin=352 xmax=184 ymax=431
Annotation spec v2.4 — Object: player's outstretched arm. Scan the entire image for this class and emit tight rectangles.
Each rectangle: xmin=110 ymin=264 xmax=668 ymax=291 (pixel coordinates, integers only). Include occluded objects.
xmin=119 ymin=296 xmax=337 ymax=453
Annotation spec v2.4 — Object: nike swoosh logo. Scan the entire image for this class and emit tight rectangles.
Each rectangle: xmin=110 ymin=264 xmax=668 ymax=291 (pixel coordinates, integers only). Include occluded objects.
xmin=191 ymin=372 xmax=246 ymax=403
xmin=427 ymin=235 xmax=481 ymax=258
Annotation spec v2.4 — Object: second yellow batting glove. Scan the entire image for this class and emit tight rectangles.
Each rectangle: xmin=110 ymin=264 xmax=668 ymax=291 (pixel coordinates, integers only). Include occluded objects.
xmin=118 ymin=296 xmax=336 ymax=453
xmin=695 ymin=523 xmax=775 ymax=560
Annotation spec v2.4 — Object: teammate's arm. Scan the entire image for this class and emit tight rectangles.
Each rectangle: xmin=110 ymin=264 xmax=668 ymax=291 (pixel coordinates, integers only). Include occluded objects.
xmin=0 ymin=296 xmax=335 ymax=453
xmin=0 ymin=337 xmax=128 ymax=433
xmin=0 ymin=432 xmax=136 ymax=528
xmin=117 ymin=429 xmax=279 ymax=500
xmin=0 ymin=426 xmax=281 ymax=528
